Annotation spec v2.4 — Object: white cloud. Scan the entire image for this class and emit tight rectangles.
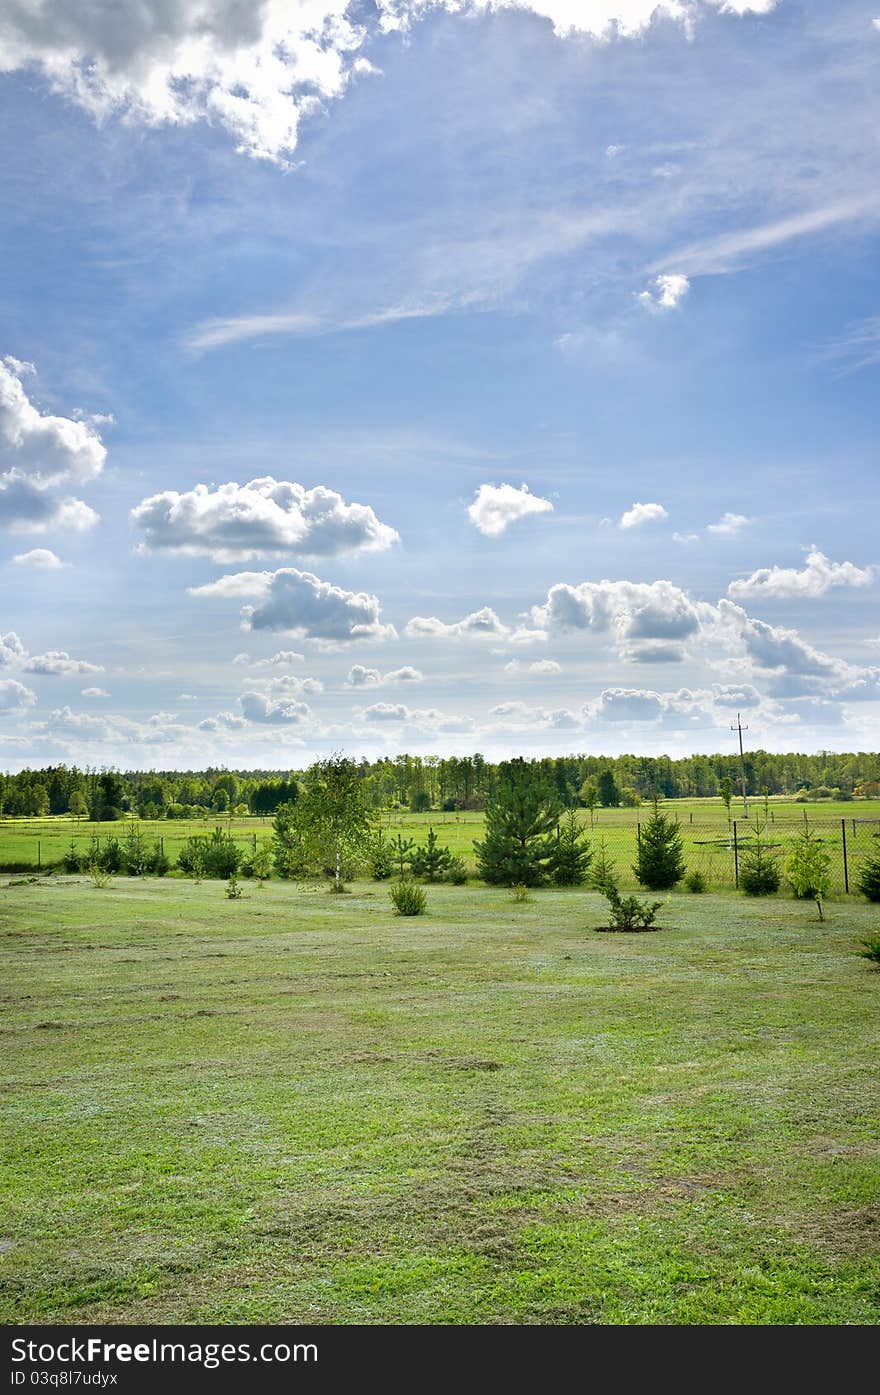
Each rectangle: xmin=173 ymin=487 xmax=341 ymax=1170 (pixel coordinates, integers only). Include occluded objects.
xmin=1 ymin=357 xmax=106 ymax=488
xmin=0 ymin=358 xmax=105 ymax=534
xmin=619 ymin=501 xmax=669 ymax=529
xmin=0 ymin=484 xmax=99 ymax=534
xmin=194 ymin=566 xmax=395 ymax=644
xmin=0 ymin=632 xmax=26 ymax=667
xmin=707 ymin=512 xmax=750 ymax=536
xmin=728 ymin=548 xmax=876 ymax=600
xmin=0 ymin=679 xmax=36 ymax=711
xmin=346 ymin=664 xmax=423 ymax=686
xmin=239 ymin=691 xmax=314 ymax=725
xmin=354 ymin=701 xmax=476 ymax=733
xmin=673 ymin=531 xmax=699 ymax=544
xmin=132 ymin=477 xmax=398 ymax=563
xmin=467 ymin=482 xmax=553 ymax=537
xmin=0 ymin=3 xmax=774 ymax=166
xmin=233 ymin=649 xmax=305 ymax=667
xmin=81 ymin=687 xmax=110 ymax=698
xmin=405 ymin=605 xmax=511 ymax=641
xmin=531 ymin=576 xmax=704 ymax=662
xmin=257 ymin=673 xmax=323 ymax=697
xmin=637 ymin=272 xmax=690 ymax=311
xmin=22 ymin=651 xmax=103 ymax=676
xmin=10 ymin=548 xmax=66 ymax=569
xmin=504 ymin=658 xmax=561 ymax=675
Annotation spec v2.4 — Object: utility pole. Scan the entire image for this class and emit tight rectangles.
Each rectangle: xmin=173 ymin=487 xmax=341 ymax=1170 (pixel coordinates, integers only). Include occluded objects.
xmin=731 ymin=712 xmax=749 ymax=818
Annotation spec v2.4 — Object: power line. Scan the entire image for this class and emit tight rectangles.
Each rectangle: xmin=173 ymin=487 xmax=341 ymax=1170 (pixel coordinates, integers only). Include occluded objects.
xmin=731 ymin=712 xmax=749 ymax=817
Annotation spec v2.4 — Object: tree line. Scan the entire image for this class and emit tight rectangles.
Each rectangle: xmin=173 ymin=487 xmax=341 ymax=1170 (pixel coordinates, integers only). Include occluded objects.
xmin=1 ymin=747 xmax=878 ymax=819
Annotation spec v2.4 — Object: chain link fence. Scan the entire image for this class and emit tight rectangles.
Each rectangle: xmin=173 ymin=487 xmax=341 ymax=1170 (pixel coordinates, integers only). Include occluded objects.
xmin=3 ymin=813 xmax=879 ymax=896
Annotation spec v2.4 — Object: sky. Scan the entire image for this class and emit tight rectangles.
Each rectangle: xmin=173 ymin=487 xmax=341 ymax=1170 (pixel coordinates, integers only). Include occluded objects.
xmin=0 ymin=0 xmax=878 ymax=772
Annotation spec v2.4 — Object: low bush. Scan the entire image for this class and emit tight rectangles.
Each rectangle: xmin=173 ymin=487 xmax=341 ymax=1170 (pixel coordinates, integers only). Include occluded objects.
xmin=858 ymin=935 xmax=880 ymax=965
xmin=857 ymin=841 xmax=880 ymax=902
xmin=739 ymin=829 xmax=781 ymax=896
xmin=510 ymin=883 xmax=531 ymax=902
xmin=444 ymin=856 xmax=468 ymax=885
xmin=225 ymin=874 xmax=242 ymax=899
xmin=684 ymin=870 xmax=706 ymax=894
xmin=389 ymin=881 xmax=427 ymax=916
xmin=601 ymin=883 xmax=663 ymax=931
xmin=178 ymin=828 xmax=241 ymax=879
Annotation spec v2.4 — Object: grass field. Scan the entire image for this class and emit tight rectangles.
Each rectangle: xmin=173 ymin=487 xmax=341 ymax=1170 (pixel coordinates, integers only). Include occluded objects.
xmin=2 ymin=875 xmax=879 ymax=1324
xmin=2 ymin=798 xmax=879 ymax=892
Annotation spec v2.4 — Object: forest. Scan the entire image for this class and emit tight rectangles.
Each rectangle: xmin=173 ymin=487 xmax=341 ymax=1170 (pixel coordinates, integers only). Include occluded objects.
xmin=1 ymin=748 xmax=878 ymax=819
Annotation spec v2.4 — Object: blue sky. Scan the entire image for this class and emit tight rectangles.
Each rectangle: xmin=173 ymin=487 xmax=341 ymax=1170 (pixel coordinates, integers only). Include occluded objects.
xmin=0 ymin=0 xmax=878 ymax=771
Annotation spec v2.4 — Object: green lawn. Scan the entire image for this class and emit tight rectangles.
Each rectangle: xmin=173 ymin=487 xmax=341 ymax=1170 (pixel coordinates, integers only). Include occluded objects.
xmin=1 ymin=876 xmax=879 ymax=1324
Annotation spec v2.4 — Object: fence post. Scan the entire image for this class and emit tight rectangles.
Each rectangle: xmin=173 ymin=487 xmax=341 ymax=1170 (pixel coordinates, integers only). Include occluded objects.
xmin=636 ymin=821 xmax=641 ymax=849
xmin=37 ymin=839 xmax=41 ymax=870
xmin=733 ymin=820 xmax=739 ymax=889
xmin=841 ymin=818 xmax=849 ymax=894
xmin=253 ymin=833 xmax=257 ymax=852
xmin=160 ymin=836 xmax=164 ymax=857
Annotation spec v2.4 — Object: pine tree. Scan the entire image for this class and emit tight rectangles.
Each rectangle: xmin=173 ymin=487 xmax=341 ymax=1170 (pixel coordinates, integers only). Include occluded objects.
xmin=474 ymin=759 xmax=560 ymax=886
xmin=738 ymin=825 xmax=780 ymax=896
xmin=410 ymin=827 xmax=453 ymax=882
xmin=634 ymin=802 xmax=685 ymax=890
xmin=551 ymin=810 xmax=593 ymax=886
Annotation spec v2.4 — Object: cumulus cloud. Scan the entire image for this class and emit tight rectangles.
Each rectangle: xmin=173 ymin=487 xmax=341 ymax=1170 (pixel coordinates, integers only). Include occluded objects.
xmin=81 ymin=687 xmax=110 ymax=698
xmin=257 ymin=673 xmax=323 ymax=697
xmin=467 ymin=482 xmax=553 ymax=538
xmin=404 ymin=606 xmax=542 ymax=645
xmin=0 ymin=358 xmax=105 ymax=533
xmin=22 ymin=651 xmax=103 ymax=676
xmin=346 ymin=664 xmax=423 ymax=686
xmin=504 ymin=658 xmax=562 ymax=675
xmin=728 ymin=548 xmax=876 ymax=601
xmin=619 ymin=501 xmax=669 ymax=529
xmin=637 ymin=273 xmax=689 ymax=311
xmin=10 ymin=548 xmax=66 ymax=569
xmin=707 ymin=512 xmax=750 ymax=536
xmin=193 ymin=566 xmax=395 ymax=644
xmin=132 ymin=477 xmax=398 ymax=563
xmin=239 ymin=690 xmax=314 ymax=725
xmin=0 ymin=632 xmax=26 ymax=667
xmin=0 ymin=3 xmax=772 ymax=165
xmin=0 ymin=481 xmax=99 ymax=534
xmin=531 ymin=576 xmax=705 ymax=662
xmin=488 ymin=700 xmax=579 ymax=730
xmin=354 ymin=701 xmax=475 ymax=733
xmin=0 ymin=678 xmax=36 ymax=711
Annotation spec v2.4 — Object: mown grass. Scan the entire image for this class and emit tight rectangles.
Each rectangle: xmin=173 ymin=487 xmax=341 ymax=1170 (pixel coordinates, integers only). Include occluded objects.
xmin=1 ymin=876 xmax=879 ymax=1325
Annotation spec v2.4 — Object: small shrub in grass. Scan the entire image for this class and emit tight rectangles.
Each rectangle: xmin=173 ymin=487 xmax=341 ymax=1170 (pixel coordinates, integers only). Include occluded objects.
xmin=739 ymin=827 xmax=781 ymax=896
xmin=62 ymin=841 xmax=85 ymax=874
xmin=329 ymin=879 xmax=350 ymax=894
xmin=589 ymin=839 xmax=617 ymax=895
xmin=857 ymin=935 xmax=880 ymax=966
xmin=857 ymin=841 xmax=880 ymax=902
xmin=444 ymin=856 xmax=468 ymax=885
xmin=510 ymin=883 xmax=531 ymax=903
xmin=634 ymin=803 xmax=685 ymax=891
xmin=684 ymin=870 xmax=706 ymax=894
xmin=87 ymin=860 xmax=112 ymax=889
xmin=389 ymin=882 xmax=427 ymax=916
xmin=786 ymin=827 xmax=833 ymax=920
xmin=600 ymin=882 xmax=663 ymax=931
xmin=225 ymin=874 xmax=242 ymax=899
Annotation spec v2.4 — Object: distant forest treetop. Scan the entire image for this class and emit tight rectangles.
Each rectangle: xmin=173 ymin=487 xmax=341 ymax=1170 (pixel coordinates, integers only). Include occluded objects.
xmin=1 ymin=750 xmax=878 ymax=820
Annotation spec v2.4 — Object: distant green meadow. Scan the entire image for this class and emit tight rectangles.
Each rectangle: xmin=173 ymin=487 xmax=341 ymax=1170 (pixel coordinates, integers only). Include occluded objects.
xmin=1 ymin=798 xmax=878 ymax=894
xmin=1 ymin=876 xmax=878 ymax=1324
